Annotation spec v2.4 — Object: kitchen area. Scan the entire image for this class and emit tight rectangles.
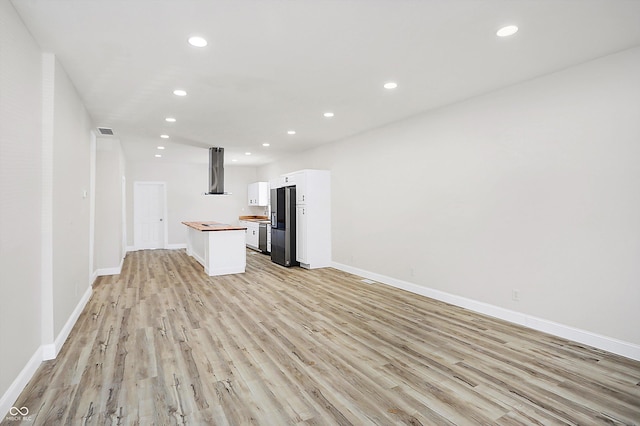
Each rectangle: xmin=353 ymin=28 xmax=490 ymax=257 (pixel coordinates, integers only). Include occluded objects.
xmin=239 ymin=169 xmax=331 ymax=270
xmin=238 ymin=182 xmax=271 ymax=254
xmin=181 ymin=159 xmax=331 ymax=277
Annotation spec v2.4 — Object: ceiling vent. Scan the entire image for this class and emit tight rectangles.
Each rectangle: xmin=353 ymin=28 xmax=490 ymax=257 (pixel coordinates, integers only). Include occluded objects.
xmin=97 ymin=127 xmax=114 ymax=136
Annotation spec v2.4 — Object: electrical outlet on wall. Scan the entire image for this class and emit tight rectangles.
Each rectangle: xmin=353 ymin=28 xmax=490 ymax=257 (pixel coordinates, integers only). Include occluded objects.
xmin=512 ymin=289 xmax=520 ymax=301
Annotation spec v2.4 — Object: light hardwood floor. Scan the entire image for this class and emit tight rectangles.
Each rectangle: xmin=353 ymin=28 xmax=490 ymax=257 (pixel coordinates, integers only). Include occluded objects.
xmin=3 ymin=249 xmax=640 ymax=425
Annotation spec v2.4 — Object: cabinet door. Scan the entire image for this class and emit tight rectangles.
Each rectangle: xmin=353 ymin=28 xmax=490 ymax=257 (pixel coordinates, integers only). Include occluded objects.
xmin=256 ymin=182 xmax=269 ymax=206
xmin=285 ymin=172 xmax=306 ymax=204
xmin=296 ymin=205 xmax=307 ymax=263
xmin=267 ymin=226 xmax=271 ymax=252
xmin=296 ymin=173 xmax=307 ymax=204
xmin=249 ymin=182 xmax=269 ymax=206
xmin=247 ymin=183 xmax=257 ymax=205
xmin=270 ymin=176 xmax=286 ymax=189
xmin=283 ymin=174 xmax=295 ymax=185
xmin=247 ymin=223 xmax=259 ymax=249
xmin=240 ymin=220 xmax=256 ymax=249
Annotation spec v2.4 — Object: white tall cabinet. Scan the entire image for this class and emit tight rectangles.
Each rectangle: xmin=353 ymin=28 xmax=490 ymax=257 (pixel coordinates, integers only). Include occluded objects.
xmin=283 ymin=170 xmax=331 ymax=269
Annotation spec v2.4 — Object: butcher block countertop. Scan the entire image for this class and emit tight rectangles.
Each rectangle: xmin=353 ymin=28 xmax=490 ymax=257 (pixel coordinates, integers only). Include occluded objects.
xmin=239 ymin=215 xmax=270 ymax=223
xmin=182 ymin=221 xmax=247 ymax=232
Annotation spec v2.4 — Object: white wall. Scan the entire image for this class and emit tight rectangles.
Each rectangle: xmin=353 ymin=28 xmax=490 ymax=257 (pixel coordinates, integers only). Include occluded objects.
xmin=0 ymin=0 xmax=44 ymax=412
xmin=0 ymin=3 xmax=96 ymax=415
xmin=259 ymin=47 xmax=640 ymax=351
xmin=50 ymin=58 xmax=94 ymax=338
xmin=126 ymin=161 xmax=262 ymax=247
xmin=95 ymin=138 xmax=126 ymax=272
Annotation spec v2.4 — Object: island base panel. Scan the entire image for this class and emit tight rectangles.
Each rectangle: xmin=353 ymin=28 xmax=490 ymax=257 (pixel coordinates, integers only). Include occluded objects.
xmin=205 ymin=230 xmax=246 ymax=276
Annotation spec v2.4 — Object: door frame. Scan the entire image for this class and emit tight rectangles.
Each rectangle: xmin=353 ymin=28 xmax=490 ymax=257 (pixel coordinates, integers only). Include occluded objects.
xmin=133 ymin=181 xmax=168 ymax=250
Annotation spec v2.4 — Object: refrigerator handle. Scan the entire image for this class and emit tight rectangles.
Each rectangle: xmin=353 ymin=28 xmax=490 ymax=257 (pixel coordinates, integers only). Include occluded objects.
xmin=271 ymin=212 xmax=277 ymax=227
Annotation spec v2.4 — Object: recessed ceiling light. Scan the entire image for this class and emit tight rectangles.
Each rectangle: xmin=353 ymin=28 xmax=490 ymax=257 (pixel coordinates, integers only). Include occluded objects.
xmin=173 ymin=89 xmax=187 ymax=96
xmin=384 ymin=82 xmax=398 ymax=89
xmin=287 ymin=130 xmax=296 ymax=135
xmin=232 ymin=159 xmax=238 ymax=162
xmin=496 ymin=25 xmax=518 ymax=37
xmin=188 ymin=36 xmax=208 ymax=47
xmin=157 ymin=146 xmax=165 ymax=150
xmin=155 ymin=154 xmax=162 ymax=158
xmin=165 ymin=117 xmax=176 ymax=123
xmin=323 ymin=112 xmax=334 ymax=118
xmin=262 ymin=143 xmax=270 ymax=147
xmin=245 ymin=152 xmax=252 ymax=155
xmin=160 ymin=134 xmax=169 ymax=139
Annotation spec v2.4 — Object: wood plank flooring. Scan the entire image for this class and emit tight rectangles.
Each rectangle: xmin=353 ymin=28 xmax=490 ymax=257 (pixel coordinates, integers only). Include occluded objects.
xmin=3 ymin=249 xmax=640 ymax=425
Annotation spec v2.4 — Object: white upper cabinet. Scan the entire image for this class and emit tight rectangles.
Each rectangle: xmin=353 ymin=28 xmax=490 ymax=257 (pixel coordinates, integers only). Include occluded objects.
xmin=248 ymin=182 xmax=269 ymax=206
xmin=280 ymin=171 xmax=308 ymax=203
xmin=270 ymin=173 xmax=296 ymax=189
xmin=289 ymin=171 xmax=307 ymax=204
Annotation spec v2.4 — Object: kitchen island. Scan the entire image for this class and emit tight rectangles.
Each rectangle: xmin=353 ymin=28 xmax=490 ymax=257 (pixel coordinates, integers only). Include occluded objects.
xmin=182 ymin=221 xmax=247 ymax=276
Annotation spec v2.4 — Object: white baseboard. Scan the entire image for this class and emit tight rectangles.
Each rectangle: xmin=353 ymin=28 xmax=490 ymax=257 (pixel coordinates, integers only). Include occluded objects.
xmin=95 ymin=266 xmax=120 ymax=276
xmin=42 ymin=285 xmax=93 ymax=361
xmin=95 ymin=256 xmax=125 ymax=277
xmin=0 ymin=346 xmax=42 ymax=420
xmin=331 ymin=261 xmax=640 ymax=361
xmin=2 ymin=285 xmax=94 ymax=418
xmin=127 ymin=244 xmax=186 ymax=252
xmin=167 ymin=243 xmax=187 ymax=250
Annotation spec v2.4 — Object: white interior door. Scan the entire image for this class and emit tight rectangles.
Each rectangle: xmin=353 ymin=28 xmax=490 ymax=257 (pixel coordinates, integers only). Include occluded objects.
xmin=134 ymin=182 xmax=166 ymax=249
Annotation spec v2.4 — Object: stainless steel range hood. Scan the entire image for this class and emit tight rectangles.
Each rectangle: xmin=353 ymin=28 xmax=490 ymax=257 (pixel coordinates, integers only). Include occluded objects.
xmin=207 ymin=147 xmax=226 ymax=195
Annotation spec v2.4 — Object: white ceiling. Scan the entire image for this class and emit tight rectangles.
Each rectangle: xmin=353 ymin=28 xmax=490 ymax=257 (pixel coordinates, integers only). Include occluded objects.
xmin=12 ymin=0 xmax=640 ymax=166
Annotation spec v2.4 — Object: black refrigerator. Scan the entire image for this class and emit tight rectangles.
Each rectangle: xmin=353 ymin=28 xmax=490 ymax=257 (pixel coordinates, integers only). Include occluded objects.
xmin=270 ymin=186 xmax=298 ymax=267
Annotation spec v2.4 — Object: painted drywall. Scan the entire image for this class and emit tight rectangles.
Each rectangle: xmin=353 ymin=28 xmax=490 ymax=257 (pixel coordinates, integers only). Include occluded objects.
xmin=259 ymin=47 xmax=640 ymax=346
xmin=0 ymin=8 xmax=96 ymax=411
xmin=95 ymin=138 xmax=126 ymax=271
xmin=0 ymin=0 xmax=44 ymax=408
xmin=49 ymin=58 xmax=94 ymax=339
xmin=125 ymin=161 xmax=262 ymax=247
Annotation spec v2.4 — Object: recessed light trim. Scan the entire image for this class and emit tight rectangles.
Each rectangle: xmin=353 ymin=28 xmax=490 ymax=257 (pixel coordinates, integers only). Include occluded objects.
xmin=323 ymin=112 xmax=334 ymax=118
xmin=173 ymin=89 xmax=187 ymax=96
xmin=287 ymin=130 xmax=296 ymax=135
xmin=245 ymin=152 xmax=252 ymax=156
xmin=157 ymin=146 xmax=165 ymax=150
xmin=160 ymin=134 xmax=169 ymax=139
xmin=262 ymin=143 xmax=270 ymax=147
xmin=165 ymin=117 xmax=176 ymax=123
xmin=188 ymin=36 xmax=208 ymax=47
xmin=497 ymin=25 xmax=518 ymax=37
xmin=155 ymin=154 xmax=162 ymax=158
xmin=384 ymin=82 xmax=398 ymax=89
